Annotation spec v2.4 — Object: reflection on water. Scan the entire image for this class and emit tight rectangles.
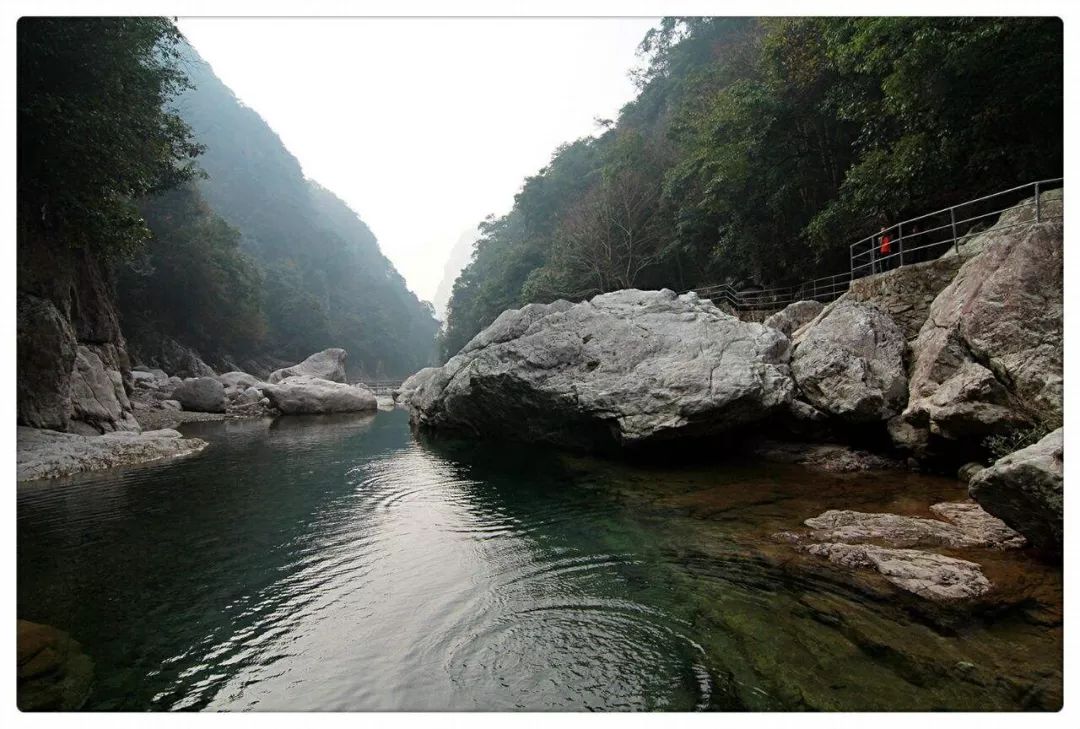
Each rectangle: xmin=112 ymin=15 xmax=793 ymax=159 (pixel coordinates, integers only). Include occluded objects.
xmin=17 ymin=410 xmax=1061 ymax=711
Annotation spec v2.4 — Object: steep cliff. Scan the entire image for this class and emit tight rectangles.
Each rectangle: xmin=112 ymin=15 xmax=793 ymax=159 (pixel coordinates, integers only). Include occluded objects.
xmin=17 ymin=230 xmax=139 ymax=434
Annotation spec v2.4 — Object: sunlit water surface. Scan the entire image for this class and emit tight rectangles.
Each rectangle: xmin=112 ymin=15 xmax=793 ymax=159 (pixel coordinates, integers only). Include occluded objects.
xmin=17 ymin=410 xmax=1061 ymax=711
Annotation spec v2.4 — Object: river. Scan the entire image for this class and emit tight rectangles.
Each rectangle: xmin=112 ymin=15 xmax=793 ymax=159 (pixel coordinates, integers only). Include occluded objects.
xmin=17 ymin=410 xmax=1062 ymax=711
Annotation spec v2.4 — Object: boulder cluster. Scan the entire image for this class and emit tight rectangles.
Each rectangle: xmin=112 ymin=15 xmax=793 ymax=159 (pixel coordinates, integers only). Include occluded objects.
xmin=18 ymin=348 xmax=379 ymax=482
xmin=401 ymin=190 xmax=1064 ymax=559
xmin=130 ymin=348 xmax=378 ymax=422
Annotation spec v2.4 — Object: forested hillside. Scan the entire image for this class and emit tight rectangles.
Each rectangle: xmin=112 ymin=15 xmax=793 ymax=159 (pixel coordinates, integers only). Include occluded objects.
xmin=119 ymin=41 xmax=439 ymax=377
xmin=442 ymin=17 xmax=1063 ymax=357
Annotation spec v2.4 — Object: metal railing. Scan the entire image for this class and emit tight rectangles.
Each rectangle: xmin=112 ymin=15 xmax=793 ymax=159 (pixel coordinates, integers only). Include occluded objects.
xmin=683 ymin=178 xmax=1062 ymax=315
xmin=690 ymin=271 xmax=852 ymax=313
xmin=850 ymin=178 xmax=1063 ymax=279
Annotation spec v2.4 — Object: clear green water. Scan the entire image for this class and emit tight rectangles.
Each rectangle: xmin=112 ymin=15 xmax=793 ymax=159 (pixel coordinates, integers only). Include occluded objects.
xmin=17 ymin=410 xmax=1061 ymax=711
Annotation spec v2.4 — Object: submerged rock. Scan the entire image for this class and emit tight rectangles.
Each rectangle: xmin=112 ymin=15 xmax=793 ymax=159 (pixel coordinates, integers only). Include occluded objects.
xmin=790 ymin=300 xmax=907 ymax=422
xmin=268 ymin=348 xmax=348 ymax=384
xmin=800 ymin=504 xmax=1023 ymax=550
xmin=262 ymin=375 xmax=376 ymax=414
xmin=17 ymin=426 xmax=207 ymax=481
xmin=749 ymin=440 xmax=903 ymax=473
xmin=780 ymin=499 xmax=1023 ymax=602
xmin=405 ymin=289 xmax=795 ymax=450
xmin=172 ymin=376 xmax=227 ymax=413
xmin=969 ymin=428 xmax=1063 ymax=556
xmin=17 ymin=620 xmax=94 ymax=711
xmin=803 ymin=543 xmax=991 ymax=601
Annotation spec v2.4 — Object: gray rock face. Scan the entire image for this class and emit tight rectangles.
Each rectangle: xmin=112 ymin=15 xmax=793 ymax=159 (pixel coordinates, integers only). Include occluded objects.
xmin=268 ymin=348 xmax=348 ymax=384
xmin=17 ymin=294 xmax=78 ymax=430
xmin=841 ymin=255 xmax=967 ymax=341
xmin=803 ymin=543 xmax=991 ymax=601
xmin=262 ymin=376 xmax=376 ymax=414
xmin=762 ymin=300 xmax=824 ymax=338
xmin=17 ymin=426 xmax=208 ymax=481
xmin=172 ymin=377 xmax=227 ymax=413
xmin=130 ymin=334 xmax=215 ymax=379
xmin=395 ymin=367 xmax=439 ymax=405
xmin=68 ymin=345 xmax=140 ymax=433
xmin=899 ymin=191 xmax=1062 ymax=453
xmin=234 ymin=386 xmax=265 ymax=406
xmin=969 ymin=428 xmax=1063 ymax=555
xmin=216 ymin=371 xmax=263 ymax=404
xmin=790 ymin=301 xmax=907 ymax=422
xmin=216 ymin=371 xmax=261 ymax=391
xmin=405 ymin=289 xmax=795 ymax=450
xmin=18 ymin=231 xmax=139 ymax=435
xmin=132 ymin=367 xmax=168 ymax=387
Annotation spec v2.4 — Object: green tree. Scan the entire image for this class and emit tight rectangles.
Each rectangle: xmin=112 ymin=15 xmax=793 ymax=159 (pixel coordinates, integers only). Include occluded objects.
xmin=442 ymin=17 xmax=1062 ymax=361
xmin=18 ymin=17 xmax=203 ymax=256
xmin=118 ymin=184 xmax=267 ymax=357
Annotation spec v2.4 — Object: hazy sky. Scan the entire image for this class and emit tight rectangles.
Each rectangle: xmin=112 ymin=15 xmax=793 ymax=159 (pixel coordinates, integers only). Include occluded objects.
xmin=177 ymin=17 xmax=659 ymax=302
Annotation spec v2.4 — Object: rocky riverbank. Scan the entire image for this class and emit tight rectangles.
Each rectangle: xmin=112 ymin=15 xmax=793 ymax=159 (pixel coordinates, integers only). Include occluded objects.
xmin=402 ymin=191 xmax=1064 ymax=572
xmin=17 ymin=347 xmax=382 ymax=482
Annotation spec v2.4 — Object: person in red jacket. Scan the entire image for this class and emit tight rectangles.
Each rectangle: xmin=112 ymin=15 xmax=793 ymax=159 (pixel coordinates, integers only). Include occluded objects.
xmin=876 ymin=226 xmax=893 ymax=272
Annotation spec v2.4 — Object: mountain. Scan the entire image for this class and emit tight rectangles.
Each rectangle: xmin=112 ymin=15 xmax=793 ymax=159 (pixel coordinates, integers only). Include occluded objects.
xmin=160 ymin=43 xmax=439 ymax=377
xmin=432 ymin=226 xmax=480 ymax=320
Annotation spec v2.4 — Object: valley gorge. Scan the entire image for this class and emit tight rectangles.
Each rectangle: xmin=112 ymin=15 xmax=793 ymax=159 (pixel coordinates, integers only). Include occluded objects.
xmin=14 ymin=15 xmax=1064 ymax=715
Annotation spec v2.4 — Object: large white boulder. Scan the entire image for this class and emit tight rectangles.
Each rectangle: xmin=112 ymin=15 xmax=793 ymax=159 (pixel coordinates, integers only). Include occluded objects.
xmin=790 ymin=301 xmax=907 ymax=422
xmin=405 ymin=289 xmax=795 ymax=450
xmin=262 ymin=375 xmax=376 ymax=414
xmin=172 ymin=377 xmax=227 ymax=413
xmin=969 ymin=427 xmax=1063 ymax=556
xmin=268 ymin=348 xmax=348 ymax=384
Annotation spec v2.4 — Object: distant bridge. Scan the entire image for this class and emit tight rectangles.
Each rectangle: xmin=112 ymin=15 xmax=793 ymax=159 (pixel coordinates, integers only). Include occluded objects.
xmin=349 ymin=379 xmax=402 ymax=396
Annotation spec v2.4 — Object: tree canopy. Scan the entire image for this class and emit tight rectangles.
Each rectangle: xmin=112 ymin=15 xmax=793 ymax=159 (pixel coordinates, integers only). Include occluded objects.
xmin=442 ymin=17 xmax=1062 ymax=359
xmin=19 ymin=18 xmax=439 ymax=378
xmin=17 ymin=17 xmax=203 ymax=255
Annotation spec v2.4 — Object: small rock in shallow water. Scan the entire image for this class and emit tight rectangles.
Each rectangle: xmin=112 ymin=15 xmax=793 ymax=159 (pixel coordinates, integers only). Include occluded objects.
xmin=928 ymin=501 xmax=1026 ymax=549
xmin=803 ymin=543 xmax=992 ymax=601
xmin=802 ymin=509 xmax=985 ymax=549
xmin=17 ymin=620 xmax=94 ymax=711
xmin=750 ymin=440 xmax=903 ymax=472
